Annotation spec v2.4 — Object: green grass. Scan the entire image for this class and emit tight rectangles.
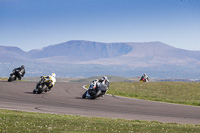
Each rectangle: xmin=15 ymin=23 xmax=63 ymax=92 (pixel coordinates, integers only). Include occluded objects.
xmin=0 ymin=78 xmax=7 ymax=81
xmin=20 ymin=76 xmax=132 ymax=83
xmin=69 ymin=76 xmax=132 ymax=83
xmin=108 ymin=82 xmax=200 ymax=106
xmin=0 ymin=109 xmax=200 ymax=133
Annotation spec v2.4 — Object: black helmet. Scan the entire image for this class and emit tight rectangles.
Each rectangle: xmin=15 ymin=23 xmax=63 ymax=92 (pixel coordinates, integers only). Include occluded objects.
xmin=21 ymin=65 xmax=25 ymax=69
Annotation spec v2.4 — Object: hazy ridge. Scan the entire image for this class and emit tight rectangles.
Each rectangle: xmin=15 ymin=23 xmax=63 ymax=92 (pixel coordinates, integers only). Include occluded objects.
xmin=1 ymin=40 xmax=200 ymax=79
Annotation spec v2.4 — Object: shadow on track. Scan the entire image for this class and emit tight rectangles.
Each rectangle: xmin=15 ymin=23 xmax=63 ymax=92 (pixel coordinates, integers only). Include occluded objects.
xmin=24 ymin=92 xmax=35 ymax=94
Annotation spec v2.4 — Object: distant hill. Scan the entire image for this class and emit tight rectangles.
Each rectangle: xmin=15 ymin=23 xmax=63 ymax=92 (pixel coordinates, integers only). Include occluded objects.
xmin=1 ymin=40 xmax=200 ymax=78
xmin=0 ymin=46 xmax=28 ymax=62
xmin=79 ymin=42 xmax=200 ymax=68
xmin=28 ymin=40 xmax=132 ymax=61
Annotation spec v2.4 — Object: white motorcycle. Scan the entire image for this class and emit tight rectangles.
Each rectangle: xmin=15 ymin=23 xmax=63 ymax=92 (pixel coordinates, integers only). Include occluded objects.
xmin=82 ymin=82 xmax=108 ymax=99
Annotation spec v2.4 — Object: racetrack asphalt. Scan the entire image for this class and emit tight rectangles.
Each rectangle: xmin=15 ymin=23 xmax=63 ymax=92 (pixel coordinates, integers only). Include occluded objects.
xmin=0 ymin=81 xmax=200 ymax=124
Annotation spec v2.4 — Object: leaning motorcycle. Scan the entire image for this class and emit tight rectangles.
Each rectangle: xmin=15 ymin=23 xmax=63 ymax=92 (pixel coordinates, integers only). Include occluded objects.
xmin=33 ymin=77 xmax=51 ymax=94
xmin=140 ymin=77 xmax=149 ymax=82
xmin=82 ymin=83 xmax=108 ymax=99
xmin=8 ymin=70 xmax=20 ymax=82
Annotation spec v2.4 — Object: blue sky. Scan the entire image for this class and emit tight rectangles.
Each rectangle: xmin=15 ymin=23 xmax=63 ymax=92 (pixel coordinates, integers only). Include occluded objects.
xmin=0 ymin=0 xmax=200 ymax=51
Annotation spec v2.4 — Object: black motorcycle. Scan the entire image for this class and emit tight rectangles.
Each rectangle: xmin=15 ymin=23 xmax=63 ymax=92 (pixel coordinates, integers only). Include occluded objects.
xmin=33 ymin=77 xmax=51 ymax=94
xmin=8 ymin=70 xmax=21 ymax=82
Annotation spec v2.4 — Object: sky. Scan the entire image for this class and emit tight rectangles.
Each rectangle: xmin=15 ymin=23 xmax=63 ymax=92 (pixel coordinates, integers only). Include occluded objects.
xmin=0 ymin=0 xmax=200 ymax=51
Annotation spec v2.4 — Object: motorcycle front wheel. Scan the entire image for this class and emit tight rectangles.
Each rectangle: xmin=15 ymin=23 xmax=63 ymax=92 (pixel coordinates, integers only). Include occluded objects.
xmin=82 ymin=91 xmax=87 ymax=99
xmin=8 ymin=75 xmax=16 ymax=82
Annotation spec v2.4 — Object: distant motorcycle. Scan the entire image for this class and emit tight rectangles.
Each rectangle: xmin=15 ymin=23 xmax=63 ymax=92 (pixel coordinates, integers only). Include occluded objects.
xmin=8 ymin=70 xmax=21 ymax=82
xmin=82 ymin=82 xmax=108 ymax=99
xmin=33 ymin=77 xmax=51 ymax=94
xmin=140 ymin=77 xmax=149 ymax=82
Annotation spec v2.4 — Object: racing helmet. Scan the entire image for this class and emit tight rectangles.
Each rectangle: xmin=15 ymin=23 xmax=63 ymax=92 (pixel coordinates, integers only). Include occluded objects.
xmin=52 ymin=73 xmax=56 ymax=78
xmin=21 ymin=65 xmax=25 ymax=69
xmin=102 ymin=76 xmax=108 ymax=81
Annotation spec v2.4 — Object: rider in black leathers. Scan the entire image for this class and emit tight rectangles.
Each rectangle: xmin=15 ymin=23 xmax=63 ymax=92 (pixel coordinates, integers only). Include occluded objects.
xmin=12 ymin=65 xmax=25 ymax=80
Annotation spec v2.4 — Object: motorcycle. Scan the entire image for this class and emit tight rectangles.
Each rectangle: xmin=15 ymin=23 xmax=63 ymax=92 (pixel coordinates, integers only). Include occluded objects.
xmin=8 ymin=70 xmax=21 ymax=82
xmin=82 ymin=82 xmax=108 ymax=99
xmin=33 ymin=77 xmax=51 ymax=94
xmin=140 ymin=77 xmax=149 ymax=82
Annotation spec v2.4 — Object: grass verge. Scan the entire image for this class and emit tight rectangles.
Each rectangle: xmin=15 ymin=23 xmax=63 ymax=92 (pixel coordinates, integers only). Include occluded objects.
xmin=108 ymin=82 xmax=200 ymax=106
xmin=0 ymin=78 xmax=7 ymax=81
xmin=0 ymin=109 xmax=200 ymax=133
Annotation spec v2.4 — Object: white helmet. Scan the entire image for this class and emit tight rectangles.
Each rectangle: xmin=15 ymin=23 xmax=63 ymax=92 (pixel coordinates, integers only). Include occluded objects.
xmin=102 ymin=76 xmax=108 ymax=80
xmin=52 ymin=73 xmax=56 ymax=78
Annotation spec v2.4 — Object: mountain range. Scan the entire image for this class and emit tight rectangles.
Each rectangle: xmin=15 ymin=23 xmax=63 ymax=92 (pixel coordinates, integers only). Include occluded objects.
xmin=1 ymin=40 xmax=200 ymax=78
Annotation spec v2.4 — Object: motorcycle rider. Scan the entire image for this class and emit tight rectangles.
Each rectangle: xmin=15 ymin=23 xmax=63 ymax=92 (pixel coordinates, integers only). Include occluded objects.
xmin=140 ymin=73 xmax=149 ymax=82
xmin=99 ymin=76 xmax=109 ymax=87
xmin=97 ymin=76 xmax=109 ymax=96
xmin=39 ymin=73 xmax=56 ymax=91
xmin=85 ymin=76 xmax=109 ymax=99
xmin=12 ymin=65 xmax=25 ymax=80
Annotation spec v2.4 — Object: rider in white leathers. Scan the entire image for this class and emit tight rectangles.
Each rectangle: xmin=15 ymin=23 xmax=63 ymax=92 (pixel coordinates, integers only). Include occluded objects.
xmin=38 ymin=73 xmax=56 ymax=91
xmin=142 ymin=73 xmax=149 ymax=82
xmin=45 ymin=73 xmax=56 ymax=91
xmin=97 ymin=76 xmax=109 ymax=96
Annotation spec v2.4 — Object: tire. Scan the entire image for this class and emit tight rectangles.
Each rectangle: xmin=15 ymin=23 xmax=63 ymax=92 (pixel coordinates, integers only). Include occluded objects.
xmin=82 ymin=91 xmax=87 ymax=99
xmin=37 ymin=85 xmax=44 ymax=94
xmin=33 ymin=90 xmax=36 ymax=94
xmin=8 ymin=75 xmax=16 ymax=82
xmin=8 ymin=78 xmax=11 ymax=82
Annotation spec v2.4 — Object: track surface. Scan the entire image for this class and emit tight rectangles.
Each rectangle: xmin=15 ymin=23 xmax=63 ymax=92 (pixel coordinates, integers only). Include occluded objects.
xmin=0 ymin=81 xmax=200 ymax=124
